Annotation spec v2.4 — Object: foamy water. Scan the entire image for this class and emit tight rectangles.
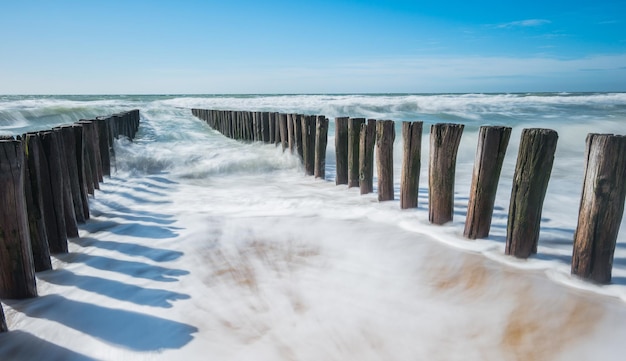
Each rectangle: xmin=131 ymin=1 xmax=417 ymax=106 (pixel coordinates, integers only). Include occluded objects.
xmin=1 ymin=94 xmax=626 ymax=360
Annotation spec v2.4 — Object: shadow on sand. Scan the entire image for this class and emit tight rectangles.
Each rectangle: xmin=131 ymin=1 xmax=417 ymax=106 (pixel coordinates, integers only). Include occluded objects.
xmin=0 ymin=330 xmax=98 ymax=361
xmin=38 ymin=269 xmax=190 ymax=308
xmin=73 ymin=236 xmax=184 ymax=263
xmin=7 ymin=295 xmax=198 ymax=351
xmin=56 ymin=253 xmax=189 ymax=282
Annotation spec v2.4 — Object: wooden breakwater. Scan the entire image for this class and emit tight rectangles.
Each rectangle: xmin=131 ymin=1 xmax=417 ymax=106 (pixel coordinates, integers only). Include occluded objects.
xmin=0 ymin=110 xmax=139 ymax=332
xmin=191 ymin=109 xmax=329 ymax=177
xmin=192 ymin=108 xmax=626 ymax=286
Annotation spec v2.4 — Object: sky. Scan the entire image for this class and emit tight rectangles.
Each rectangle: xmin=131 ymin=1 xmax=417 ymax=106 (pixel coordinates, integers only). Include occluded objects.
xmin=0 ymin=0 xmax=625 ymax=94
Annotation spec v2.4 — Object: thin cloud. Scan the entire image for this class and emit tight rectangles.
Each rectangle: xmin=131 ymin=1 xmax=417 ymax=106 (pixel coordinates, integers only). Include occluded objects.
xmin=497 ymin=19 xmax=551 ymax=29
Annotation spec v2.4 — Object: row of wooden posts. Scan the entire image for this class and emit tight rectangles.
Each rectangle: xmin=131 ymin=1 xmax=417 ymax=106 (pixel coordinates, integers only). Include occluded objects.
xmin=0 ymin=110 xmax=140 ymax=332
xmin=192 ymin=108 xmax=626 ymax=286
xmin=191 ymin=109 xmax=330 ymax=178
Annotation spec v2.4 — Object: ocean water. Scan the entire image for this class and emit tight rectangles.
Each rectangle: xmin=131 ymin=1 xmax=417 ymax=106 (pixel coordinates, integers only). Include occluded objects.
xmin=1 ymin=93 xmax=626 ymax=360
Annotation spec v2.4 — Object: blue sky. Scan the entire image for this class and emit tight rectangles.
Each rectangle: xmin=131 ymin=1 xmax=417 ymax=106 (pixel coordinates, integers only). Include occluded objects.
xmin=0 ymin=0 xmax=624 ymax=94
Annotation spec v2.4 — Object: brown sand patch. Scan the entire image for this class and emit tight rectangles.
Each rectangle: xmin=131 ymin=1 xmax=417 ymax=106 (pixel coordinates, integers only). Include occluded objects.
xmin=208 ymin=248 xmax=259 ymax=291
xmin=502 ymin=291 xmax=604 ymax=361
xmin=430 ymin=255 xmax=490 ymax=295
xmin=203 ymin=239 xmax=319 ymax=291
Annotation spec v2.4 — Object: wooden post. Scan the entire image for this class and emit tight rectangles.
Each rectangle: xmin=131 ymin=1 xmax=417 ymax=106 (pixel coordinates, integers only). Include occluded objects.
xmin=247 ymin=111 xmax=253 ymax=141
xmin=95 ymin=118 xmax=111 ymax=177
xmin=279 ymin=113 xmax=288 ymax=151
xmin=400 ymin=121 xmax=423 ymax=208
xmin=464 ymin=126 xmax=512 ymax=239
xmin=262 ymin=112 xmax=270 ymax=143
xmin=0 ymin=140 xmax=37 ymax=299
xmin=348 ymin=118 xmax=366 ymax=188
xmin=54 ymin=129 xmax=80 ymax=238
xmin=301 ymin=115 xmax=316 ymax=175
xmin=89 ymin=120 xmax=104 ymax=182
xmin=23 ymin=134 xmax=52 ymax=272
xmin=233 ymin=111 xmax=239 ymax=140
xmin=287 ymin=114 xmax=296 ymax=153
xmin=39 ymin=131 xmax=68 ymax=253
xmin=272 ymin=112 xmax=282 ymax=146
xmin=506 ymin=128 xmax=558 ymax=258
xmin=57 ymin=126 xmax=86 ymax=223
xmin=220 ymin=111 xmax=227 ymax=137
xmin=428 ymin=123 xmax=464 ymax=225
xmin=133 ymin=109 xmax=140 ymax=137
xmin=359 ymin=119 xmax=377 ymax=194
xmin=335 ymin=117 xmax=349 ymax=185
xmin=254 ymin=112 xmax=261 ymax=141
xmin=294 ymin=114 xmax=304 ymax=160
xmin=376 ymin=120 xmax=396 ymax=201
xmin=269 ymin=112 xmax=276 ymax=144
xmin=77 ymin=121 xmax=99 ymax=192
xmin=571 ymin=134 xmax=626 ymax=283
xmin=224 ymin=112 xmax=233 ymax=139
xmin=257 ymin=111 xmax=264 ymax=141
xmin=1 ymin=303 xmax=7 ymax=332
xmin=104 ymin=116 xmax=116 ymax=172
xmin=315 ymin=116 xmax=329 ymax=179
xmin=73 ymin=125 xmax=90 ymax=219
xmin=236 ymin=111 xmax=242 ymax=140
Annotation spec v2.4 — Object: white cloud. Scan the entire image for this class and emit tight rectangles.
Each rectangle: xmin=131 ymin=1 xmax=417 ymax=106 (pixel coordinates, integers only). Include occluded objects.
xmin=496 ymin=19 xmax=551 ymax=29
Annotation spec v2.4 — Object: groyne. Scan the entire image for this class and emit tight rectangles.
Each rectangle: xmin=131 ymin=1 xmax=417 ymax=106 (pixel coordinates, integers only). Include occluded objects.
xmin=0 ymin=110 xmax=139 ymax=331
xmin=192 ymin=108 xmax=626 ymax=286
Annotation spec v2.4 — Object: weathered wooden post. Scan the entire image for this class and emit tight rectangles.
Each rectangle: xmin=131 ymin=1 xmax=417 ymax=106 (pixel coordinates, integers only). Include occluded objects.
xmin=262 ymin=112 xmax=270 ymax=143
xmin=103 ymin=116 xmax=116 ymax=172
xmin=23 ymin=134 xmax=52 ymax=271
xmin=95 ymin=118 xmax=111 ymax=177
xmin=0 ymin=303 xmax=7 ymax=332
xmin=39 ymin=131 xmax=68 ymax=252
xmin=220 ymin=110 xmax=226 ymax=136
xmin=359 ymin=119 xmax=377 ymax=194
xmin=376 ymin=120 xmax=396 ymax=201
xmin=315 ymin=116 xmax=329 ymax=179
xmin=400 ymin=121 xmax=423 ymax=208
xmin=335 ymin=117 xmax=349 ymax=185
xmin=571 ymin=134 xmax=626 ymax=283
xmin=287 ymin=114 xmax=296 ymax=153
xmin=269 ymin=112 xmax=276 ymax=144
xmin=236 ymin=111 xmax=242 ymax=140
xmin=57 ymin=126 xmax=86 ymax=223
xmin=77 ymin=121 xmax=99 ymax=192
xmin=348 ymin=118 xmax=366 ymax=188
xmin=54 ymin=129 xmax=80 ymax=238
xmin=220 ymin=111 xmax=226 ymax=135
xmin=0 ymin=140 xmax=38 ymax=299
xmin=228 ymin=111 xmax=235 ymax=139
xmin=294 ymin=114 xmax=304 ymax=160
xmin=232 ymin=111 xmax=238 ymax=140
xmin=110 ymin=114 xmax=120 ymax=139
xmin=89 ymin=120 xmax=104 ymax=182
xmin=301 ymin=115 xmax=316 ymax=175
xmin=464 ymin=126 xmax=512 ymax=239
xmin=273 ymin=112 xmax=281 ymax=146
xmin=429 ymin=123 xmax=464 ymax=225
xmin=279 ymin=113 xmax=288 ymax=151
xmin=506 ymin=128 xmax=558 ymax=258
xmin=248 ymin=111 xmax=254 ymax=141
xmin=254 ymin=111 xmax=262 ymax=141
xmin=73 ymin=125 xmax=90 ymax=219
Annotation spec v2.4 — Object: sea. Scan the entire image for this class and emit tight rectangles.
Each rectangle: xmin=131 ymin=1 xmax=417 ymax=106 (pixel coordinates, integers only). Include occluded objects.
xmin=1 ymin=93 xmax=626 ymax=360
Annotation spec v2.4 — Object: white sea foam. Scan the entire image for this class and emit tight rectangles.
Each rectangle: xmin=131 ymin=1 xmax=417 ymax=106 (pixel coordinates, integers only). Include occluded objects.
xmin=1 ymin=94 xmax=626 ymax=360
